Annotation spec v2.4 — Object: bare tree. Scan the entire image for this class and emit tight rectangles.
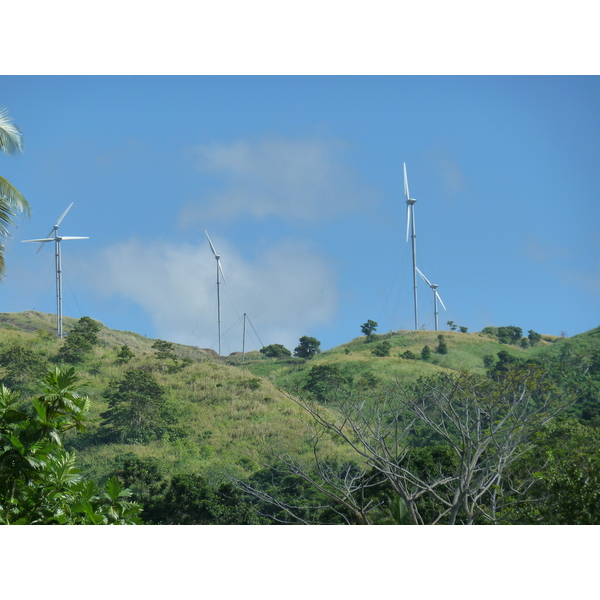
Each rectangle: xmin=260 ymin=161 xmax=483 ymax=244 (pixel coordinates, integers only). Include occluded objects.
xmin=240 ymin=365 xmax=570 ymax=524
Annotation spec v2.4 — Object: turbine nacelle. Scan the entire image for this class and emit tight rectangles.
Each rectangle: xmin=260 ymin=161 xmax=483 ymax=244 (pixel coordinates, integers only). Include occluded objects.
xmin=416 ymin=267 xmax=447 ymax=312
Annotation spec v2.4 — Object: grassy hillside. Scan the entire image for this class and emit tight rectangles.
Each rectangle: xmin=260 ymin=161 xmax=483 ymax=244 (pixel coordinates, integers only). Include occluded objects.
xmin=0 ymin=312 xmax=354 ymax=486
xmin=2 ymin=311 xmax=597 ymax=489
xmin=239 ymin=328 xmax=559 ymax=392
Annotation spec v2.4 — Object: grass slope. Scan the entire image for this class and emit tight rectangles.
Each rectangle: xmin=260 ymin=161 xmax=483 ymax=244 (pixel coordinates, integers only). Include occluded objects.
xmin=239 ymin=328 xmax=559 ymax=392
xmin=0 ymin=312 xmax=354 ymax=485
xmin=3 ymin=311 xmax=596 ymax=487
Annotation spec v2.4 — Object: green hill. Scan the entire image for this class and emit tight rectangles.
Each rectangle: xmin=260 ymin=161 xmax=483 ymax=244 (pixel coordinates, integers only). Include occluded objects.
xmin=239 ymin=327 xmax=561 ymax=393
xmin=0 ymin=311 xmax=353 ymax=486
xmin=2 ymin=310 xmax=599 ymax=524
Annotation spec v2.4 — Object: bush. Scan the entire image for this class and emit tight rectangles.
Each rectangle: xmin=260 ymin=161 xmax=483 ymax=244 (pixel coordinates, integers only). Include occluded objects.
xmin=435 ymin=334 xmax=448 ymax=355
xmin=372 ymin=341 xmax=391 ymax=357
xmin=260 ymin=344 xmax=291 ymax=358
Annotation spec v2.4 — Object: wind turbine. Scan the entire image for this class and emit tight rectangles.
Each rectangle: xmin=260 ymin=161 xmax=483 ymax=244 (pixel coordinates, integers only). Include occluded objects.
xmin=416 ymin=267 xmax=446 ymax=331
xmin=22 ymin=203 xmax=89 ymax=338
xmin=404 ymin=162 xmax=418 ymax=330
xmin=205 ymin=230 xmax=226 ymax=356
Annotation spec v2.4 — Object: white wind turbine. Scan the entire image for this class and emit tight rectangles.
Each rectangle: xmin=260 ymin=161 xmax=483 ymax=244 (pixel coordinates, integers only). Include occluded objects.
xmin=22 ymin=203 xmax=89 ymax=338
xmin=404 ymin=162 xmax=418 ymax=330
xmin=205 ymin=230 xmax=226 ymax=356
xmin=416 ymin=267 xmax=446 ymax=331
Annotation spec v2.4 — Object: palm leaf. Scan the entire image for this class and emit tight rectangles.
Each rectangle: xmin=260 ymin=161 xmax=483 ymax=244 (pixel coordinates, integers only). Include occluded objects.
xmin=0 ymin=108 xmax=24 ymax=155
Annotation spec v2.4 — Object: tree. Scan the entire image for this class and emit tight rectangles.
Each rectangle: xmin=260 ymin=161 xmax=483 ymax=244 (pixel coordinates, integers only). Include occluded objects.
xmin=294 ymin=336 xmax=321 ymax=359
xmin=528 ymin=330 xmax=542 ymax=345
xmin=0 ymin=367 xmax=141 ymax=524
xmin=242 ymin=364 xmax=570 ymax=524
xmin=361 ymin=320 xmax=378 ymax=342
xmin=260 ymin=344 xmax=292 ymax=358
xmin=497 ymin=326 xmax=523 ymax=345
xmin=0 ymin=344 xmax=48 ymax=393
xmin=506 ymin=418 xmax=600 ymax=524
xmin=421 ymin=345 xmax=432 ymax=361
xmin=59 ymin=316 xmax=101 ymax=363
xmin=100 ymin=369 xmax=172 ymax=443
xmin=147 ymin=474 xmax=264 ymax=524
xmin=447 ymin=321 xmax=457 ymax=331
xmin=372 ymin=341 xmax=391 ymax=357
xmin=459 ymin=326 xmax=468 ymax=333
xmin=435 ymin=334 xmax=448 ymax=354
xmin=117 ymin=344 xmax=135 ymax=364
xmin=304 ymin=364 xmax=351 ymax=403
xmin=0 ymin=107 xmax=30 ymax=277
xmin=152 ymin=339 xmax=177 ymax=361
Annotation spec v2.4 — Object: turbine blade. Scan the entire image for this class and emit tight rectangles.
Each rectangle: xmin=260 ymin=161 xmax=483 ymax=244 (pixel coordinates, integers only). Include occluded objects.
xmin=436 ymin=291 xmax=447 ymax=311
xmin=205 ymin=230 xmax=217 ymax=257
xmin=406 ymin=204 xmax=410 ymax=242
xmin=22 ymin=238 xmax=54 ymax=243
xmin=55 ymin=202 xmax=74 ymax=228
xmin=404 ymin=162 xmax=409 ymax=200
xmin=416 ymin=267 xmax=432 ymax=288
xmin=60 ymin=236 xmax=89 ymax=240
xmin=218 ymin=260 xmax=226 ymax=284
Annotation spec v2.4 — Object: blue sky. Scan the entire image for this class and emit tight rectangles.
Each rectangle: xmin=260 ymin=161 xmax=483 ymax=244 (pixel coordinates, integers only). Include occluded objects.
xmin=1 ymin=76 xmax=599 ymax=354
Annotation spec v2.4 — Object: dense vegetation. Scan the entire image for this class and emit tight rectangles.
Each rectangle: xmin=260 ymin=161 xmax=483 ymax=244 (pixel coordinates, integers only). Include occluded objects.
xmin=1 ymin=311 xmax=598 ymax=524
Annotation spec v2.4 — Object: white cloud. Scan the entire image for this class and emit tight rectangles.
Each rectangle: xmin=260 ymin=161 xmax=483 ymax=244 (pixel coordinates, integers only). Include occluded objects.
xmin=79 ymin=235 xmax=338 ymax=354
xmin=180 ymin=135 xmax=371 ymax=225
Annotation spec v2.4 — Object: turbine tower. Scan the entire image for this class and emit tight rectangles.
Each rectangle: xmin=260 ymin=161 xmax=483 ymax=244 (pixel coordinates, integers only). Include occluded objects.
xmin=205 ymin=230 xmax=226 ymax=356
xmin=416 ymin=267 xmax=446 ymax=331
xmin=404 ymin=163 xmax=418 ymax=330
xmin=22 ymin=203 xmax=89 ymax=338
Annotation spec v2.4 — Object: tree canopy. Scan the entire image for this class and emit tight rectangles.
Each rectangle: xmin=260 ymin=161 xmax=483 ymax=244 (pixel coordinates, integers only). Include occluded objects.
xmin=294 ymin=336 xmax=321 ymax=359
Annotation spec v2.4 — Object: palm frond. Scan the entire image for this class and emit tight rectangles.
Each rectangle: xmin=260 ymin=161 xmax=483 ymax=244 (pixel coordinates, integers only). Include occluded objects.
xmin=0 ymin=107 xmax=24 ymax=155
xmin=0 ymin=176 xmax=29 ymax=231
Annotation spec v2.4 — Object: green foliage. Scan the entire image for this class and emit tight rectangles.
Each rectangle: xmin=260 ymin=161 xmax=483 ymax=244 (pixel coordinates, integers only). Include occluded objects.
xmin=421 ymin=345 xmax=432 ymax=361
xmin=245 ymin=467 xmax=355 ymax=524
xmin=100 ymin=369 xmax=174 ymax=444
xmin=483 ymin=354 xmax=495 ymax=369
xmin=435 ymin=334 xmax=448 ymax=354
xmin=372 ymin=341 xmax=392 ymax=357
xmin=59 ymin=316 xmax=101 ymax=363
xmin=361 ymin=320 xmax=378 ymax=342
xmin=0 ymin=368 xmax=141 ymax=524
xmin=304 ymin=364 xmax=351 ymax=403
xmin=459 ymin=326 xmax=468 ymax=333
xmin=116 ymin=344 xmax=135 ymax=364
xmin=401 ymin=350 xmax=416 ymax=359
xmin=260 ymin=344 xmax=292 ymax=358
xmin=528 ymin=330 xmax=542 ymax=345
xmin=0 ymin=344 xmax=48 ymax=393
xmin=508 ymin=419 xmax=600 ymax=524
xmin=294 ymin=336 xmax=321 ymax=359
xmin=114 ymin=452 xmax=168 ymax=509
xmin=147 ymin=474 xmax=264 ymax=524
xmin=152 ymin=339 xmax=176 ymax=361
xmin=447 ymin=321 xmax=457 ymax=331
xmin=497 ymin=325 xmax=523 ymax=344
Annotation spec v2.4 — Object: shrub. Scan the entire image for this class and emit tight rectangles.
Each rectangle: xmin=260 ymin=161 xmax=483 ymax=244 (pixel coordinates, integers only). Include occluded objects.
xmin=372 ymin=341 xmax=391 ymax=357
